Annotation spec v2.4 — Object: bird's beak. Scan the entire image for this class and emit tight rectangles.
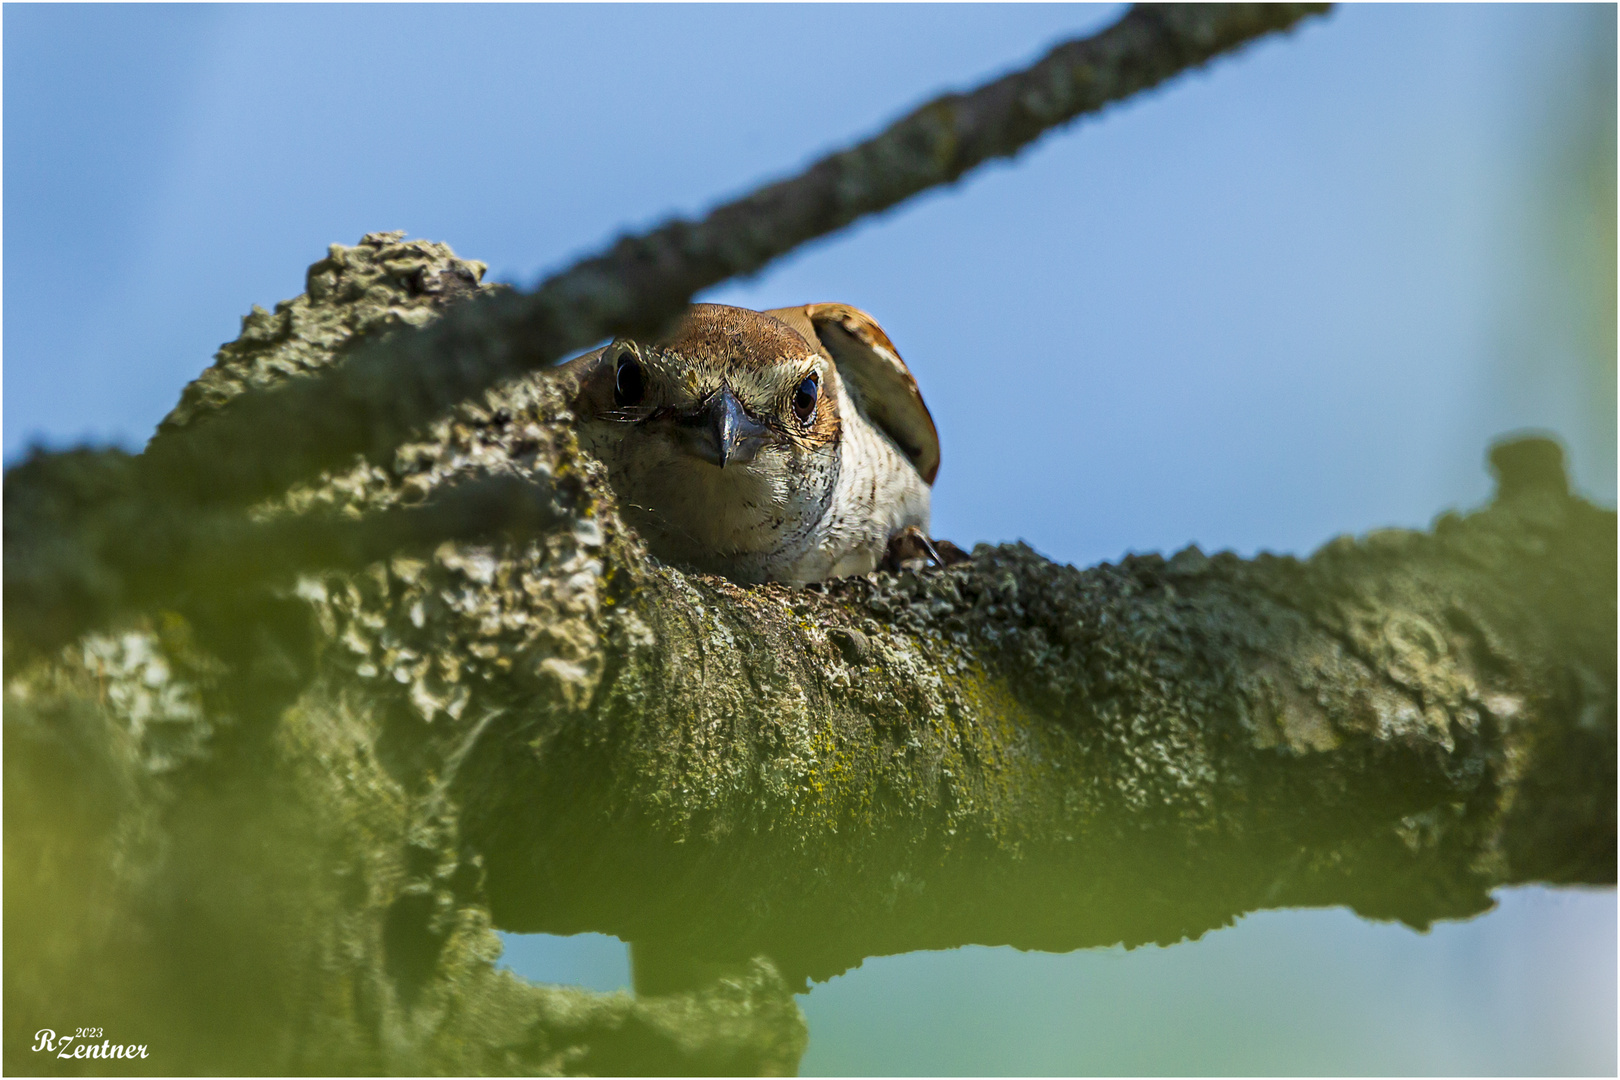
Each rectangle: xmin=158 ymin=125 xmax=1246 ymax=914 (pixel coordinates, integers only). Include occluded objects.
xmin=677 ymin=387 xmax=770 ymax=468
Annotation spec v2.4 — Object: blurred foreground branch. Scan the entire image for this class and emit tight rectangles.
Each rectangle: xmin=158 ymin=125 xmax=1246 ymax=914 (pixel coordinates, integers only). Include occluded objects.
xmin=130 ymin=3 xmax=1329 ymax=512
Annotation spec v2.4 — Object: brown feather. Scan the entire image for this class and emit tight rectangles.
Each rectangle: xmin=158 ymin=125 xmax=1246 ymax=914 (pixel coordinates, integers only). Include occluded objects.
xmin=565 ymin=305 xmax=842 ymax=450
xmin=766 ymin=303 xmax=940 ymax=485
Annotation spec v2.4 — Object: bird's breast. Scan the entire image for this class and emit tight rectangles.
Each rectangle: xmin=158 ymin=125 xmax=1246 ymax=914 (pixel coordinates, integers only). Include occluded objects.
xmin=578 ymin=386 xmax=928 ymax=585
xmin=581 ymin=425 xmax=838 ymax=580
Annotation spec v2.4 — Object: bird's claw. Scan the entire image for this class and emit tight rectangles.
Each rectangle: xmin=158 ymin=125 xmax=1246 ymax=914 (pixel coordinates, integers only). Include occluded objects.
xmin=883 ymin=526 xmax=970 ymax=573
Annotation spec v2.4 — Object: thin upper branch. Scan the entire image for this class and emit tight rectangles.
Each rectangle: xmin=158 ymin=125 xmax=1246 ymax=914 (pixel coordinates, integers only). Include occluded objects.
xmin=134 ymin=4 xmax=1329 ymax=509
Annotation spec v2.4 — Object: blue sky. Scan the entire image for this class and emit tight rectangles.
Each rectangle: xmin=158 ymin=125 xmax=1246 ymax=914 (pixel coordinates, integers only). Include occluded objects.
xmin=5 ymin=4 xmax=1614 ymax=1073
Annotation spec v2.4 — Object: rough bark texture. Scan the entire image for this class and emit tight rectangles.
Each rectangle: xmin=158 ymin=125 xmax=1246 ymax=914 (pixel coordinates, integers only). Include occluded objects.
xmin=4 ymin=235 xmax=1614 ymax=1076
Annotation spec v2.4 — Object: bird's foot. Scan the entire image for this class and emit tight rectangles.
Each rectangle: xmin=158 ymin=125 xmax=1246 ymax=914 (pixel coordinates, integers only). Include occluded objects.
xmin=882 ymin=526 xmax=971 ymax=573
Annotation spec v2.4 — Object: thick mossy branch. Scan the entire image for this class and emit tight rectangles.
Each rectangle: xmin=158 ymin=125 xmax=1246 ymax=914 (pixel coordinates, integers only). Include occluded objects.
xmin=463 ymin=437 xmax=1615 ymax=987
xmin=6 ymin=228 xmax=1613 ymax=1076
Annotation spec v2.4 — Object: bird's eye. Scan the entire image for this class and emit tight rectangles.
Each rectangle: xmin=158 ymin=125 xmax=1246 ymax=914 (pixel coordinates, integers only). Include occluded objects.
xmin=792 ymin=374 xmax=819 ymax=425
xmin=613 ymin=352 xmax=645 ymax=407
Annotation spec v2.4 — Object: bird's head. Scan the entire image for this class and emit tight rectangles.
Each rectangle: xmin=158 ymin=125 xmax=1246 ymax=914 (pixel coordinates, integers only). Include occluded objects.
xmin=565 ymin=301 xmax=937 ymax=581
xmin=573 ymin=303 xmax=841 ymax=472
xmin=566 ymin=304 xmax=845 ymax=573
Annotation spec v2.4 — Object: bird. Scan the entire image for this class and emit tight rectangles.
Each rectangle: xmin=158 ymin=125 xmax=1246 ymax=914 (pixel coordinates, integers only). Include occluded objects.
xmin=564 ymin=302 xmax=949 ymax=585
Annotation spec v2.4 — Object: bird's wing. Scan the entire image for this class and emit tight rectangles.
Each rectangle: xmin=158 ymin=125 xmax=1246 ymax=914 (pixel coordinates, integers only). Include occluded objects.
xmin=765 ymin=303 xmax=940 ymax=485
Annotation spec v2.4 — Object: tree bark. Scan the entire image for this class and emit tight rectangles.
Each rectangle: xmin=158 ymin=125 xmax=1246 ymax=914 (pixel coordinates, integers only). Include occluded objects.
xmin=5 ymin=234 xmax=1612 ymax=1076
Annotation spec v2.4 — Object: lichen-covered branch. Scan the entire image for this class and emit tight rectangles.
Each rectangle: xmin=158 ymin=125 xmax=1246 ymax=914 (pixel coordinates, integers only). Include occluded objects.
xmin=478 ymin=443 xmax=1613 ymax=987
xmin=132 ymin=4 xmax=1329 ymax=512
xmin=6 ymin=229 xmax=1612 ymax=1076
